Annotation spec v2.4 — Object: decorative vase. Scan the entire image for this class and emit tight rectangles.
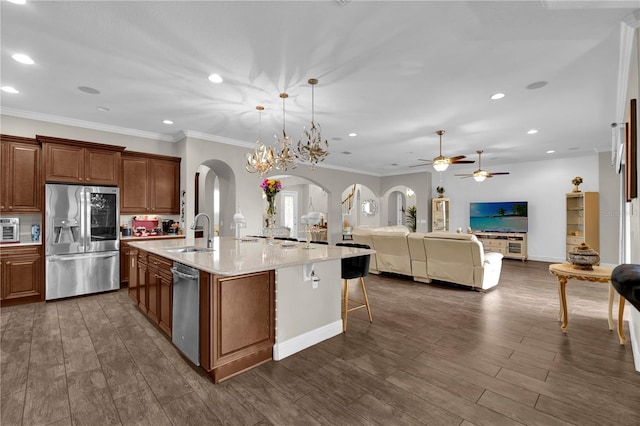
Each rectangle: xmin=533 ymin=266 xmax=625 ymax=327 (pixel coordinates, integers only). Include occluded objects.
xmin=266 ymin=194 xmax=276 ymax=216
xmin=568 ymin=242 xmax=600 ymax=270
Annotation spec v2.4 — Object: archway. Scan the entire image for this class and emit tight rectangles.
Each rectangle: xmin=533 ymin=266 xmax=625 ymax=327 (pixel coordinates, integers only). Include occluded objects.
xmin=195 ymin=160 xmax=236 ymax=237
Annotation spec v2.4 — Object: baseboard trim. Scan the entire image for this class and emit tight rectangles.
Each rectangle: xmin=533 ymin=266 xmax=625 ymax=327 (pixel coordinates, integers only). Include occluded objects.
xmin=273 ymin=320 xmax=343 ymax=361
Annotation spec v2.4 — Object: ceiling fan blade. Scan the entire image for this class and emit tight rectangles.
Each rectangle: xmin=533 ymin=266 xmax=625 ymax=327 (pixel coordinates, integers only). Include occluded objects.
xmin=416 ymin=158 xmax=431 ymax=162
xmin=409 ymin=164 xmax=429 ymax=168
xmin=449 ymin=155 xmax=466 ymax=161
xmin=487 ymin=172 xmax=510 ymax=176
xmin=451 ymin=159 xmax=475 ymax=164
xmin=454 ymin=173 xmax=473 ymax=177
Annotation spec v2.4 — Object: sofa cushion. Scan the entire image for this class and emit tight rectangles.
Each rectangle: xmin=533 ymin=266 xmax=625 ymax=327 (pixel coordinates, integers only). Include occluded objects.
xmin=370 ymin=228 xmax=412 ymax=276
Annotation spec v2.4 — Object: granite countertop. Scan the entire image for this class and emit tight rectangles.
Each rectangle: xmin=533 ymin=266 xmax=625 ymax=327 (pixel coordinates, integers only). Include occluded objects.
xmin=127 ymin=236 xmax=374 ymax=276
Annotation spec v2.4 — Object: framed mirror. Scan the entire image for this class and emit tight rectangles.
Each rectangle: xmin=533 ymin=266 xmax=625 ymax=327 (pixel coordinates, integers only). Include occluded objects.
xmin=361 ymin=199 xmax=378 ymax=216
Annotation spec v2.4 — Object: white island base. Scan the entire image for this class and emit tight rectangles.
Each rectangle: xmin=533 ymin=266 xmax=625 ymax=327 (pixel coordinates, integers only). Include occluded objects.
xmin=273 ymin=260 xmax=343 ymax=360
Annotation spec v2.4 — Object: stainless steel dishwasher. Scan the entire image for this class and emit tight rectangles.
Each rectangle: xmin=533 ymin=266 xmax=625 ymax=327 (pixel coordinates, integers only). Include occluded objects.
xmin=171 ymin=262 xmax=200 ymax=365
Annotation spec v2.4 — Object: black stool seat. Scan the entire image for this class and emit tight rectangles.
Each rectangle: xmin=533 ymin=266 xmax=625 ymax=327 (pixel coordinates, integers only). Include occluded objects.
xmin=336 ymin=242 xmax=372 ymax=332
xmin=612 ymin=264 xmax=640 ymax=311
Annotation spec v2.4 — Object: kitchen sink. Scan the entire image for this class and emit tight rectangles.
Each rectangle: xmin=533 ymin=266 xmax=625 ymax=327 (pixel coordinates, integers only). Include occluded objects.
xmin=165 ymin=246 xmax=213 ymax=254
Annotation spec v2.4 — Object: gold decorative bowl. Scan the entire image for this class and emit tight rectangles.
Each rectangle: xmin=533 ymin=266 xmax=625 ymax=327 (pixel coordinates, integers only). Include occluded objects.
xmin=568 ymin=243 xmax=600 ymax=270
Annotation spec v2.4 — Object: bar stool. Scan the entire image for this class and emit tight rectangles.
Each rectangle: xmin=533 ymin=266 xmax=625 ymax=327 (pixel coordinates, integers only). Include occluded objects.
xmin=336 ymin=242 xmax=372 ymax=332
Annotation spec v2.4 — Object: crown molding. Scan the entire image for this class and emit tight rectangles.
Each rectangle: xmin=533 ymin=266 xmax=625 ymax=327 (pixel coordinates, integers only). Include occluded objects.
xmin=615 ymin=12 xmax=640 ymax=122
xmin=0 ymin=107 xmax=176 ymax=142
xmin=0 ymin=107 xmax=382 ymax=176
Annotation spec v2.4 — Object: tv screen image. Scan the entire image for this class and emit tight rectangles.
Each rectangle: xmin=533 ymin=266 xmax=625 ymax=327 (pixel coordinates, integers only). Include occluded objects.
xmin=469 ymin=201 xmax=528 ymax=233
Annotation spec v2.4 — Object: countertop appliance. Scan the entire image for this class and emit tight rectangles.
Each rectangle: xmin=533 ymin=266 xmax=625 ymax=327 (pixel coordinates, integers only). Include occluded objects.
xmin=0 ymin=217 xmax=20 ymax=243
xmin=45 ymin=184 xmax=120 ymax=300
xmin=162 ymin=219 xmax=175 ymax=233
xmin=171 ymin=262 xmax=200 ymax=365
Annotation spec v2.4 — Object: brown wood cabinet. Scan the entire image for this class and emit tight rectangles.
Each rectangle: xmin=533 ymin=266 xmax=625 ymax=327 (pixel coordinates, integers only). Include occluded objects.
xmin=1 ymin=245 xmax=44 ymax=306
xmin=0 ymin=135 xmax=42 ymax=213
xmin=132 ymin=249 xmax=173 ymax=337
xmin=200 ymin=270 xmax=275 ymax=383
xmin=137 ymin=251 xmax=148 ymax=313
xmin=120 ymin=152 xmax=180 ymax=214
xmin=121 ymin=236 xmax=184 ymax=286
xmin=128 ymin=247 xmax=138 ymax=303
xmin=38 ymin=135 xmax=124 ymax=186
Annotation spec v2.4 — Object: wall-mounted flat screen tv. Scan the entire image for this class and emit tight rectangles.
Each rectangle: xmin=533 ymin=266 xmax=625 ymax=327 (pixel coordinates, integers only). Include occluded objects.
xmin=469 ymin=201 xmax=528 ymax=233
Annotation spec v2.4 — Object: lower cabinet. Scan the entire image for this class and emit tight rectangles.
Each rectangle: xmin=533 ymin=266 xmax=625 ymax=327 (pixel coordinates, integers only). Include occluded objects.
xmin=200 ymin=270 xmax=275 ymax=383
xmin=130 ymin=249 xmax=275 ymax=382
xmin=132 ymin=249 xmax=172 ymax=338
xmin=128 ymin=247 xmax=138 ymax=303
xmin=1 ymin=245 xmax=44 ymax=306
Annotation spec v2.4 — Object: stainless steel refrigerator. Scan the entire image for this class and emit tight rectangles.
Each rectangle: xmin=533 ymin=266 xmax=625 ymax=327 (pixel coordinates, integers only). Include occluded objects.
xmin=45 ymin=184 xmax=120 ymax=300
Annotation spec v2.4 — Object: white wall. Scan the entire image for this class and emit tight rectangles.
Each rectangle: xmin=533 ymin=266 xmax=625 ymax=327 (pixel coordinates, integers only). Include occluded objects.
xmin=429 ymin=154 xmax=620 ymax=264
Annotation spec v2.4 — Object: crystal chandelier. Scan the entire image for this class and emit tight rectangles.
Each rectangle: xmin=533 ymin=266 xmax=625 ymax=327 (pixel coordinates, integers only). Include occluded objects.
xmin=245 ymin=106 xmax=274 ymax=176
xmin=295 ymin=78 xmax=329 ymax=169
xmin=273 ymin=93 xmax=297 ymax=171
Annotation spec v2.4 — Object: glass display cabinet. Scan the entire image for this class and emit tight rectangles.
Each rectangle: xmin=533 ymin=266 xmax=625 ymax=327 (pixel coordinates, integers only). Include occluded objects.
xmin=431 ymin=197 xmax=449 ymax=231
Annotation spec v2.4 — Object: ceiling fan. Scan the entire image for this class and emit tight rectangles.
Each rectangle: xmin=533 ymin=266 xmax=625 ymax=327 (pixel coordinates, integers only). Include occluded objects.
xmin=411 ymin=130 xmax=475 ymax=171
xmin=455 ymin=150 xmax=510 ymax=182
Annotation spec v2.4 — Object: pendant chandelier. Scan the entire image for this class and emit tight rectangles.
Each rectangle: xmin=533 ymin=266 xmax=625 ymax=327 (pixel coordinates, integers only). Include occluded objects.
xmin=273 ymin=92 xmax=297 ymax=171
xmin=245 ymin=106 xmax=274 ymax=176
xmin=295 ymin=78 xmax=329 ymax=169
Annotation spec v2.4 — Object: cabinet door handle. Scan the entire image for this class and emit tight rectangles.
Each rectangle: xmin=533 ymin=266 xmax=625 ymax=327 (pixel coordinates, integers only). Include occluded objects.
xmin=6 ymin=261 xmax=10 ymax=266
xmin=8 ymin=206 xmax=12 ymax=210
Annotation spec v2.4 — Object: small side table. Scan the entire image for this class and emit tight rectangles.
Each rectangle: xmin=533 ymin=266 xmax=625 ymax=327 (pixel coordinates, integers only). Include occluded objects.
xmin=549 ymin=263 xmax=626 ymax=345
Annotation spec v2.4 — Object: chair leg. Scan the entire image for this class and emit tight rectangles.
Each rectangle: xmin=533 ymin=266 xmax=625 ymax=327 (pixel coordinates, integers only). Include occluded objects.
xmin=360 ymin=277 xmax=373 ymax=323
xmin=342 ymin=278 xmax=349 ymax=332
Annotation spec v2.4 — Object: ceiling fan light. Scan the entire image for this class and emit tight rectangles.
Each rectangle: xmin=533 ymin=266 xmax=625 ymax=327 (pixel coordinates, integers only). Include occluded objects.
xmin=433 ymin=159 xmax=449 ymax=172
xmin=473 ymin=171 xmax=488 ymax=182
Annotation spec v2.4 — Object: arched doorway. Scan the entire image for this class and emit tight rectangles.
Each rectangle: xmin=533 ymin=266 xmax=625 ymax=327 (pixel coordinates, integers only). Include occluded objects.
xmin=195 ymin=160 xmax=236 ymax=237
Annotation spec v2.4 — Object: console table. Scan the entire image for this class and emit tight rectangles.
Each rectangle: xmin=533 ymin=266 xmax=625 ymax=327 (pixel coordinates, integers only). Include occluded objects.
xmin=549 ymin=263 xmax=626 ymax=345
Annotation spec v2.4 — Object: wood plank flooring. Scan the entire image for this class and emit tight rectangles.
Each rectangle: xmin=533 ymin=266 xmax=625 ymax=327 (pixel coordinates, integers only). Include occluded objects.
xmin=1 ymin=260 xmax=638 ymax=425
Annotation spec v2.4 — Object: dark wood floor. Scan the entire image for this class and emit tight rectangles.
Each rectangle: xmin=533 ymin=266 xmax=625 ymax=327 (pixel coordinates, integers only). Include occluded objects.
xmin=1 ymin=260 xmax=639 ymax=425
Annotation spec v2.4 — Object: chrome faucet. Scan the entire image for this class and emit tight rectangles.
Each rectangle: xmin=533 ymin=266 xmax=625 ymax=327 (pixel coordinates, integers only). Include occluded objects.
xmin=190 ymin=213 xmax=212 ymax=248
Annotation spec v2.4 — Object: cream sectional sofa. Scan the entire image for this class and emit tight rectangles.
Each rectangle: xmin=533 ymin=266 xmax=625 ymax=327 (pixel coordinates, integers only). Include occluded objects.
xmin=352 ymin=227 xmax=503 ymax=290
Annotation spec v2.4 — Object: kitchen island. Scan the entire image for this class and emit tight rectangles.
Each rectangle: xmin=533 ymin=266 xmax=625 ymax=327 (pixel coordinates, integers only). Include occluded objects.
xmin=127 ymin=236 xmax=373 ymax=382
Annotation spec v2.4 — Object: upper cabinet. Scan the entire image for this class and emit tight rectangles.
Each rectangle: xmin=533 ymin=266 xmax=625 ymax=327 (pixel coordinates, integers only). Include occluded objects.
xmin=0 ymin=135 xmax=42 ymax=213
xmin=121 ymin=151 xmax=180 ymax=214
xmin=38 ymin=135 xmax=125 ymax=186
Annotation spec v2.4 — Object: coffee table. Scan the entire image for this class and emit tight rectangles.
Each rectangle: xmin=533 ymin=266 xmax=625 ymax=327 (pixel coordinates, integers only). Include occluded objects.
xmin=549 ymin=263 xmax=626 ymax=345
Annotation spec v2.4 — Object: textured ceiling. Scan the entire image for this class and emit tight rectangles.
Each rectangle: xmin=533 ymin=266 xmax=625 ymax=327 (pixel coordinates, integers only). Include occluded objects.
xmin=1 ymin=0 xmax=639 ymax=175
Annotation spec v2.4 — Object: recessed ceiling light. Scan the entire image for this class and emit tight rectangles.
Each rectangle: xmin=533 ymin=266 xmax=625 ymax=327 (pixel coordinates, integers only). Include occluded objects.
xmin=526 ymin=81 xmax=548 ymax=90
xmin=7 ymin=0 xmax=27 ymax=4
xmin=341 ymin=151 xmax=352 ymax=155
xmin=12 ymin=53 xmax=34 ymax=65
xmin=78 ymin=86 xmax=100 ymax=95
xmin=1 ymin=86 xmax=19 ymax=94
xmin=348 ymin=133 xmax=357 ymax=137
xmin=546 ymin=150 xmax=555 ymax=154
xmin=96 ymin=106 xmax=110 ymax=112
xmin=527 ymin=129 xmax=538 ymax=134
xmin=490 ymin=93 xmax=505 ymax=100
xmin=162 ymin=120 xmax=174 ymax=125
xmin=208 ymin=73 xmax=223 ymax=83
